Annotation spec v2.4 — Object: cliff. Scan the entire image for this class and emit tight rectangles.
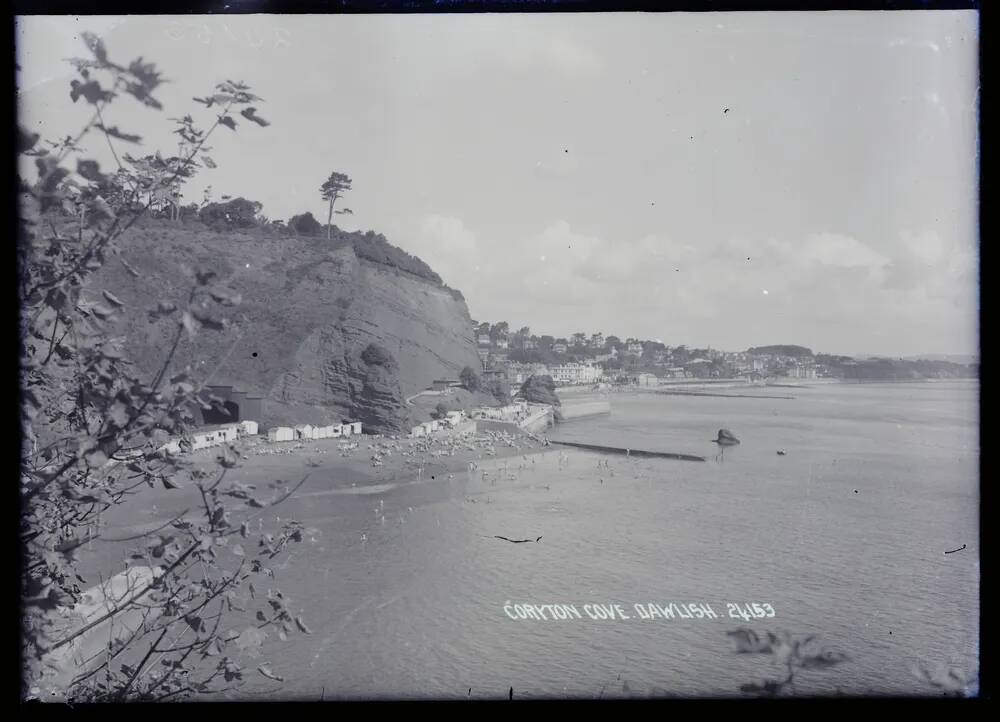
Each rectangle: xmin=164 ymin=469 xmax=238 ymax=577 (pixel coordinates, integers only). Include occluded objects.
xmin=93 ymin=222 xmax=482 ymax=433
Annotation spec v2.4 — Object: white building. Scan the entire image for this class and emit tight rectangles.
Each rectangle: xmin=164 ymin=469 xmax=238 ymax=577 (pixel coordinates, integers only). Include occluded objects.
xmin=238 ymin=420 xmax=259 ymax=436
xmin=549 ymin=363 xmax=601 ymax=385
xmin=268 ymin=426 xmax=294 ymax=442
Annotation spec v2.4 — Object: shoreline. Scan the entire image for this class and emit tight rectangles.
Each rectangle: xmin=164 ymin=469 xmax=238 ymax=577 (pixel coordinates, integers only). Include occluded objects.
xmin=86 ymin=427 xmax=557 ymax=542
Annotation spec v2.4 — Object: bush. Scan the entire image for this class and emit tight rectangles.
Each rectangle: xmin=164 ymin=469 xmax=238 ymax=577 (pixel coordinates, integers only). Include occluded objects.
xmin=431 ymin=402 xmax=449 ymax=420
xmin=520 ymin=374 xmax=560 ymax=407
xmin=288 ymin=211 xmax=323 ymax=237
xmin=459 ymin=366 xmax=481 ymax=392
xmin=198 ymin=197 xmax=262 ymax=229
xmin=487 ymin=378 xmax=511 ymax=405
xmin=361 ymin=343 xmax=395 ymax=368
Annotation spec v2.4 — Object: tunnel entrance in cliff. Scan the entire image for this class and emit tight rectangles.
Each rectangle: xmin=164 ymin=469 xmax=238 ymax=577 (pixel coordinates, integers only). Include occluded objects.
xmin=202 ymin=400 xmax=240 ymax=424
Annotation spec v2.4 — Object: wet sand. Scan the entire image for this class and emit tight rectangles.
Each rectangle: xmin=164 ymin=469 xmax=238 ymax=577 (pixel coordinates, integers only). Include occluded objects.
xmin=78 ymin=428 xmax=556 ymax=571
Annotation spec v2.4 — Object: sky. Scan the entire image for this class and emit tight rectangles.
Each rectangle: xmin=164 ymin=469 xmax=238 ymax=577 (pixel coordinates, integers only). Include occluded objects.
xmin=16 ymin=12 xmax=979 ymax=357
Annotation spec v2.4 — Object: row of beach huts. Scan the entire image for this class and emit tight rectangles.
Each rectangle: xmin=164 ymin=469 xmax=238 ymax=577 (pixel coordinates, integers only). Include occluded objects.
xmin=410 ymin=409 xmax=468 ymax=437
xmin=157 ymin=419 xmax=365 ymax=455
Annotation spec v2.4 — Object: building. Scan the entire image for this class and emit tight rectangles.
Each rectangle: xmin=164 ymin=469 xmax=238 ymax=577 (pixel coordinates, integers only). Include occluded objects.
xmin=590 ymin=333 xmax=605 ymax=348
xmin=432 ymin=379 xmax=461 ymax=391
xmin=495 ymin=337 xmax=509 ymax=350
xmin=549 ymin=363 xmax=601 ymax=385
xmin=788 ymin=365 xmax=818 ymax=379
xmin=238 ymin=420 xmax=259 ymax=436
xmin=294 ymin=424 xmax=316 ymax=440
xmin=627 ymin=342 xmax=644 ymax=355
xmin=477 ymin=333 xmax=491 ymax=346
xmin=268 ymin=426 xmax=294 ymax=442
xmin=552 ymin=342 xmax=568 ymax=353
xmin=523 ymin=338 xmax=537 ymax=350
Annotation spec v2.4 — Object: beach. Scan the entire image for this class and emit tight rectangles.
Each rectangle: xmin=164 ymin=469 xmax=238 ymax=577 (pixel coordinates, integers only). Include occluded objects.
xmin=67 ymin=380 xmax=978 ymax=699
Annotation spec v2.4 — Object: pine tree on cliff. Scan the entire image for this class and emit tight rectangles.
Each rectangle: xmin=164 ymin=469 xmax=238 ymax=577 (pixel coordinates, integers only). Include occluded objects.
xmin=320 ymin=171 xmax=353 ymax=241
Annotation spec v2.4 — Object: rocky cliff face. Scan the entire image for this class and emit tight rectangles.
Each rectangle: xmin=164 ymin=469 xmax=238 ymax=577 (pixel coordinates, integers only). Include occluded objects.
xmin=97 ymin=224 xmax=481 ymax=433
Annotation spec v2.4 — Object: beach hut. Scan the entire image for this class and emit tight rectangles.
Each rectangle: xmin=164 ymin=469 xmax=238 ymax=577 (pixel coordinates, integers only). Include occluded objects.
xmin=217 ymin=425 xmax=239 ymax=443
xmin=411 ymin=425 xmax=426 ymax=438
xmin=294 ymin=424 xmax=316 ymax=440
xmin=339 ymin=422 xmax=353 ymax=437
xmin=347 ymin=421 xmax=362 ymax=435
xmin=268 ymin=426 xmax=294 ymax=442
xmin=191 ymin=430 xmax=221 ymax=450
xmin=331 ymin=425 xmax=342 ymax=438
xmin=239 ymin=420 xmax=259 ymax=436
xmin=159 ymin=439 xmax=182 ymax=456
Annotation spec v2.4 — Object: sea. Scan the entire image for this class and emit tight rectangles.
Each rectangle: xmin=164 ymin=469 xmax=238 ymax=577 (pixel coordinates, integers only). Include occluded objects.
xmin=230 ymin=380 xmax=979 ymax=699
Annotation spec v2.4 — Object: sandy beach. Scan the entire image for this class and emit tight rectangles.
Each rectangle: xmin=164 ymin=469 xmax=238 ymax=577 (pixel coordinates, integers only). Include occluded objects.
xmin=85 ymin=426 xmax=556 ymax=549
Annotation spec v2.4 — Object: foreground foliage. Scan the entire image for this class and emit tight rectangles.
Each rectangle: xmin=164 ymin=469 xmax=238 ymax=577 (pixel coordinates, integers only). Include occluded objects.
xmin=19 ymin=35 xmax=309 ymax=701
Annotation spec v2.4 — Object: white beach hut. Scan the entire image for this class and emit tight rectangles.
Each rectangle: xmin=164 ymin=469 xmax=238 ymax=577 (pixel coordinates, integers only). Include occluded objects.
xmin=239 ymin=420 xmax=259 ymax=436
xmin=268 ymin=426 xmax=294 ymax=442
xmin=294 ymin=424 xmax=316 ymax=440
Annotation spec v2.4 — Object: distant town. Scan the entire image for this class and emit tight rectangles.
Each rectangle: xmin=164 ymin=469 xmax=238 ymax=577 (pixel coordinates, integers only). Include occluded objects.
xmin=469 ymin=321 xmax=979 ymax=388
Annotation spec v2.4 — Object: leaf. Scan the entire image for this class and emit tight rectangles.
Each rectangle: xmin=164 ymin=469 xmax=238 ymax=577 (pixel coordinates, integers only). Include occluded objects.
xmin=81 ymin=32 xmax=108 ymax=64
xmin=18 ymin=126 xmax=40 ymax=153
xmin=257 ymin=665 xmax=284 ymax=682
xmin=185 ymin=615 xmax=205 ymax=633
xmin=240 ymin=107 xmax=270 ymax=127
xmin=96 ymin=124 xmax=142 ymax=144
xmin=195 ymin=269 xmax=217 ymax=286
xmin=76 ymin=159 xmax=105 ymax=182
xmin=191 ymin=308 xmax=226 ymax=331
xmin=799 ymin=650 xmax=849 ymax=670
xmin=201 ymin=155 xmax=217 ymax=169
xmin=295 ymin=616 xmax=313 ymax=635
xmin=208 ymin=288 xmax=241 ymax=306
xmin=70 ymin=78 xmax=113 ymax=105
xmin=102 ymin=289 xmax=124 ymax=307
xmin=218 ymin=115 xmax=237 ymax=131
xmin=181 ymin=311 xmax=197 ymax=339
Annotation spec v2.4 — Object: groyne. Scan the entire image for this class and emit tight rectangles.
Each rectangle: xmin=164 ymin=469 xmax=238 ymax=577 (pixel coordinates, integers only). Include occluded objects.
xmin=548 ymin=440 xmax=706 ymax=462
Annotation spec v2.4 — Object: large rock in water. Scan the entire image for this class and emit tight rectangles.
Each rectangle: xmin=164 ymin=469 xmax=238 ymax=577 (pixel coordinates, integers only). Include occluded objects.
xmin=91 ymin=225 xmax=482 ymax=434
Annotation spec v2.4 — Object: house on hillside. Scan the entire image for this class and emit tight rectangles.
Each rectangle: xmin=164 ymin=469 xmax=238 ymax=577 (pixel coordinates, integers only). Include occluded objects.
xmin=477 ymin=333 xmax=491 ymax=346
